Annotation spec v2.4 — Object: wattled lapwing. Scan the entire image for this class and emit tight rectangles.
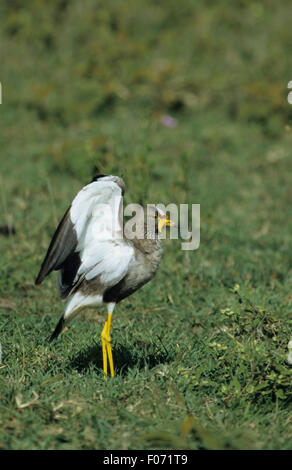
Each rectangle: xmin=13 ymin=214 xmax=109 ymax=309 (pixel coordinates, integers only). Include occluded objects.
xmin=35 ymin=175 xmax=173 ymax=377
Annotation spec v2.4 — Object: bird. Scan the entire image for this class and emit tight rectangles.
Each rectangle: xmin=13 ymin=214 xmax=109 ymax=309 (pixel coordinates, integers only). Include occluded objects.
xmin=35 ymin=174 xmax=174 ymax=378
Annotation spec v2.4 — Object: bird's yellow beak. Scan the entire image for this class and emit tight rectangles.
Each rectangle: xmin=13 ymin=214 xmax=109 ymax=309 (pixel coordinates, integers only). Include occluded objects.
xmin=158 ymin=215 xmax=175 ymax=233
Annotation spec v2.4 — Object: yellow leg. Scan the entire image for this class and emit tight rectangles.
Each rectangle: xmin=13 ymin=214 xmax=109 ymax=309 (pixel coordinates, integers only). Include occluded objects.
xmin=101 ymin=314 xmax=114 ymax=378
xmin=101 ymin=319 xmax=108 ymax=378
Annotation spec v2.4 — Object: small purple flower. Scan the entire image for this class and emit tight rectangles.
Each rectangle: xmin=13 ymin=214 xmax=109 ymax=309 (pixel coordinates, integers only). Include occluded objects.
xmin=160 ymin=115 xmax=178 ymax=128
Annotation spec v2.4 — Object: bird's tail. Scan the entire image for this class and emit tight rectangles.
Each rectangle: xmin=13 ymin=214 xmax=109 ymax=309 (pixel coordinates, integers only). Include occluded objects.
xmin=49 ymin=315 xmax=65 ymax=343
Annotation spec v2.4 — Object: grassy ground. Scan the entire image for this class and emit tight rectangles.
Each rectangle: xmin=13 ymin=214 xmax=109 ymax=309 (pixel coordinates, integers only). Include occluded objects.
xmin=1 ymin=0 xmax=292 ymax=450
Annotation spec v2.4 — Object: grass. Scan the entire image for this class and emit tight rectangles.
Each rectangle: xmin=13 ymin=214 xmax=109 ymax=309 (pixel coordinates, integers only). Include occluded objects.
xmin=1 ymin=0 xmax=292 ymax=449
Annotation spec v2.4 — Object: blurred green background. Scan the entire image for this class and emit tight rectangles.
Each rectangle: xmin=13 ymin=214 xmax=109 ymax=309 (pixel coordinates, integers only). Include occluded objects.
xmin=1 ymin=0 xmax=292 ymax=450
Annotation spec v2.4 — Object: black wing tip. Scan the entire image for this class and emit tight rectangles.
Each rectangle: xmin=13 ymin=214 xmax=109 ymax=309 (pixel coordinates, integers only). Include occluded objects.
xmin=34 ymin=205 xmax=75 ymax=289
xmin=49 ymin=316 xmax=65 ymax=343
xmin=35 ymin=272 xmax=44 ymax=285
xmin=91 ymin=174 xmax=109 ymax=182
xmin=35 ymin=266 xmax=53 ymax=285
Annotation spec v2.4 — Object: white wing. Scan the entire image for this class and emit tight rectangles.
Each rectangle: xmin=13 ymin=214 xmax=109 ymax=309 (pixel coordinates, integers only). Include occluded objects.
xmin=70 ymin=178 xmax=135 ymax=289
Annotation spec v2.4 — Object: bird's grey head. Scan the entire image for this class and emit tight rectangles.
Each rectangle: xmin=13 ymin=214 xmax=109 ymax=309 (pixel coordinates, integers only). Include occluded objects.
xmin=128 ymin=205 xmax=173 ymax=240
xmin=145 ymin=205 xmax=174 ymax=236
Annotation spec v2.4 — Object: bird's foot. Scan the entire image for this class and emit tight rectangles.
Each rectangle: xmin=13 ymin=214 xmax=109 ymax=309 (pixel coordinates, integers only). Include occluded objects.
xmin=101 ymin=314 xmax=114 ymax=379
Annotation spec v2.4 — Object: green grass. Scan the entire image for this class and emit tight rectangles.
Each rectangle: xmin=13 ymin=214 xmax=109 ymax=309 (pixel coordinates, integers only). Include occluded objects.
xmin=1 ymin=0 xmax=292 ymax=450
